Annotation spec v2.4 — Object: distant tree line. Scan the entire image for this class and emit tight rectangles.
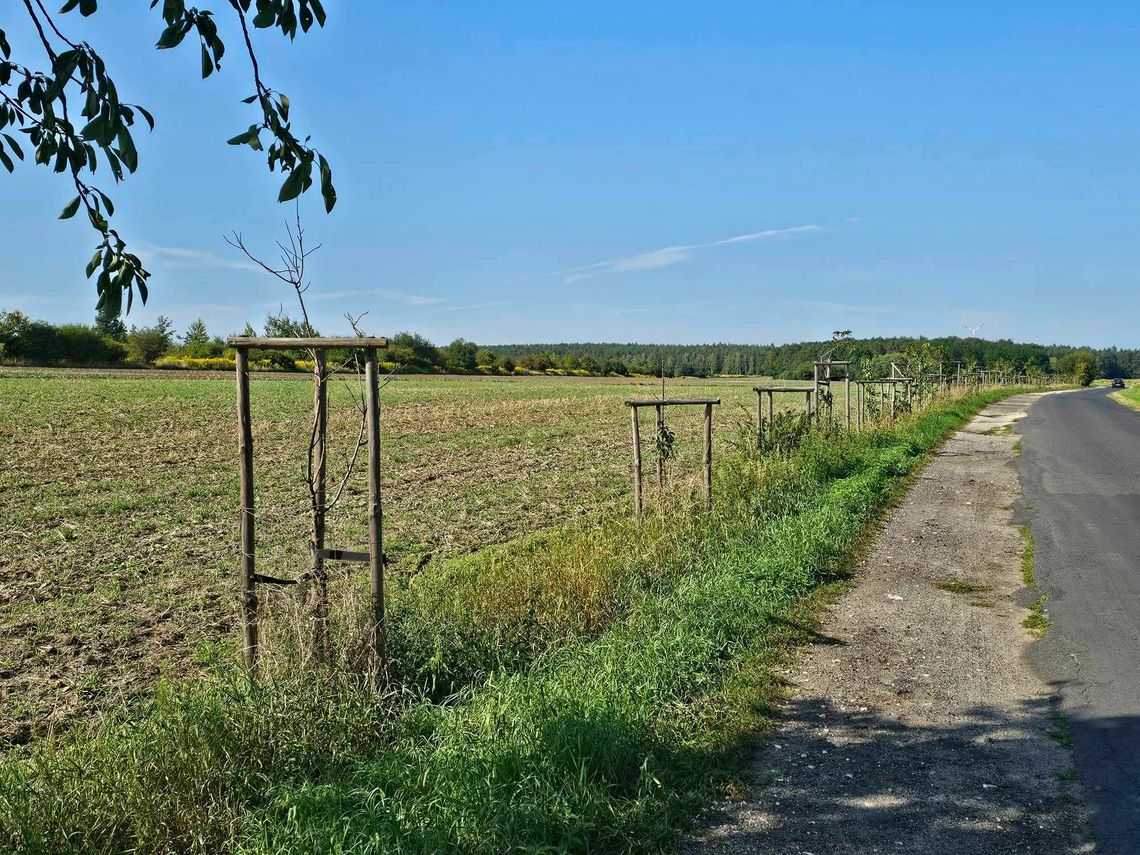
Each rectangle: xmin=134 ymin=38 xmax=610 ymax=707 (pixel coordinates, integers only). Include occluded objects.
xmin=490 ymin=337 xmax=1135 ymax=381
xmin=0 ymin=308 xmax=1132 ymax=384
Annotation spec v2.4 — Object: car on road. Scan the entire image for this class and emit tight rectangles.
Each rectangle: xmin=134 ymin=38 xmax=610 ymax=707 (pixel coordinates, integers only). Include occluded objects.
xmin=1112 ymin=378 xmax=1126 ymax=388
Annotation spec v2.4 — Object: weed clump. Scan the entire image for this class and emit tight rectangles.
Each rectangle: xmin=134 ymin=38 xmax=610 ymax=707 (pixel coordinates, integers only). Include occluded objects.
xmin=1024 ymin=595 xmax=1049 ymax=637
xmin=934 ymin=580 xmax=991 ymax=595
xmin=1019 ymin=525 xmax=1036 ymax=587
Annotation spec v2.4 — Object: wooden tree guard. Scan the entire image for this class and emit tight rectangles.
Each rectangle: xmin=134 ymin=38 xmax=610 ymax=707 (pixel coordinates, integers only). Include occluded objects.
xmin=753 ymin=385 xmax=813 ymax=449
xmin=626 ymin=398 xmax=719 ymax=518
xmin=854 ymin=378 xmax=913 ymax=425
xmin=812 ymin=360 xmax=852 ymax=430
xmin=228 ymin=335 xmax=389 ymax=677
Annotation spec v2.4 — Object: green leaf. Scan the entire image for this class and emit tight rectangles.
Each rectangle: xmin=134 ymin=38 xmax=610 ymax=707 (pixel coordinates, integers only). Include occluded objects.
xmin=116 ymin=128 xmax=138 ymax=172
xmin=277 ymin=161 xmax=310 ymax=203
xmin=59 ymin=195 xmax=82 ymax=219
xmin=82 ymin=88 xmax=99 ymax=119
xmin=94 ymin=189 xmax=115 ymax=216
xmin=135 ymin=105 xmax=155 ymax=131
xmin=318 ymin=154 xmax=336 ymax=212
xmin=59 ymin=0 xmax=81 ymax=13
xmin=79 ymin=0 xmax=97 ymax=16
xmin=0 ymin=146 xmax=12 ymax=173
xmin=87 ymin=205 xmax=108 ymax=232
xmin=200 ymin=43 xmax=212 ymax=78
xmin=162 ymin=0 xmax=185 ymax=23
xmin=86 ymin=249 xmax=103 ymax=278
xmin=156 ymin=23 xmax=187 ymax=49
xmin=226 ymin=127 xmax=258 ymax=146
xmin=53 ymin=49 xmax=81 ymax=85
xmin=2 ymin=133 xmax=22 ymax=160
xmin=80 ymin=115 xmax=106 ymax=142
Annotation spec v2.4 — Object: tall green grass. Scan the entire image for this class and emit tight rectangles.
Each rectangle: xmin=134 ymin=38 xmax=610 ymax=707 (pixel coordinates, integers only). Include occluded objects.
xmin=0 ymin=389 xmax=1023 ymax=854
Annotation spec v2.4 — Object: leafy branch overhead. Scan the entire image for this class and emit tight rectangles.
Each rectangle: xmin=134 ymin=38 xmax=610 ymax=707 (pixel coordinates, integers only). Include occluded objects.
xmin=0 ymin=0 xmax=335 ymax=316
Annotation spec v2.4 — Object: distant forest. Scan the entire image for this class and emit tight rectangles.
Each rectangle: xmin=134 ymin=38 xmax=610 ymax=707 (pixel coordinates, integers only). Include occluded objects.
xmin=2 ymin=305 xmax=1136 ymax=381
xmin=487 ymin=337 xmax=1140 ymax=380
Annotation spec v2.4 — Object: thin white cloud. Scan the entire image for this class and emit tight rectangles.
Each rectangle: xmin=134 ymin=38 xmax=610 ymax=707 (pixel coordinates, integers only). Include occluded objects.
xmin=556 ymin=224 xmax=824 ymax=283
xmin=306 ymin=288 xmax=445 ymax=307
xmin=139 ymin=244 xmax=260 ymax=272
xmin=439 ymin=299 xmax=512 ymax=312
xmin=389 ymin=290 xmax=446 ymax=307
xmin=797 ymin=300 xmax=892 ymax=315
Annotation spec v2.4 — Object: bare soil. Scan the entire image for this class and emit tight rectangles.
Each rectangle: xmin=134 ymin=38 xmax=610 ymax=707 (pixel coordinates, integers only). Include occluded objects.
xmin=688 ymin=393 xmax=1094 ymax=854
xmin=0 ymin=371 xmax=814 ymax=744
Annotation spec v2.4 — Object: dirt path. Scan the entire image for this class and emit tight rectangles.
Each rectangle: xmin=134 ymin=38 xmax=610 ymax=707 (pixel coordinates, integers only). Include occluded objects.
xmin=687 ymin=393 xmax=1094 ymax=854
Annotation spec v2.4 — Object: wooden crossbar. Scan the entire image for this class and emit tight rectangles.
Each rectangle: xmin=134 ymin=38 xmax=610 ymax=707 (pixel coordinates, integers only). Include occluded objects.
xmin=227 ymin=336 xmax=389 ymax=349
xmin=625 ymin=398 xmax=721 ymax=407
xmin=312 ymin=547 xmax=371 ymax=563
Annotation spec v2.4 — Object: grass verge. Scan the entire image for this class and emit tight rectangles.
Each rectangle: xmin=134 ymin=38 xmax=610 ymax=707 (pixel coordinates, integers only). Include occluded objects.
xmin=1109 ymin=386 xmax=1140 ymax=411
xmin=0 ymin=388 xmax=1031 ymax=854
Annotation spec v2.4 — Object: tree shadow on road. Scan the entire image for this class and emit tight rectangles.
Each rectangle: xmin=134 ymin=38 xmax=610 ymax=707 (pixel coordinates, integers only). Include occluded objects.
xmin=688 ymin=693 xmax=1098 ymax=854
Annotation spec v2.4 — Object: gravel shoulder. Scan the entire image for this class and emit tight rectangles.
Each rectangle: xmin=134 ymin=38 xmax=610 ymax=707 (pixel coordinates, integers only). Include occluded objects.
xmin=687 ymin=393 xmax=1094 ymax=854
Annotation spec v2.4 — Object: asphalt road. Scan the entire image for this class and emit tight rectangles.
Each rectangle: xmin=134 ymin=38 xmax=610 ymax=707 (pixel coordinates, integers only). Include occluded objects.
xmin=1019 ymin=387 xmax=1140 ymax=854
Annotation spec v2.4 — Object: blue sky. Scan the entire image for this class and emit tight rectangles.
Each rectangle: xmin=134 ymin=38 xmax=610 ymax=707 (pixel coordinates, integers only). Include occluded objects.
xmin=3 ymin=2 xmax=1140 ymax=347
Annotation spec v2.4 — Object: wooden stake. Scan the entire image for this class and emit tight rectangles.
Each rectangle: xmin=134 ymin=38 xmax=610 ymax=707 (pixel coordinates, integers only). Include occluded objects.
xmin=235 ymin=347 xmax=258 ymax=674
xmin=310 ymin=348 xmax=329 ymax=659
xmin=364 ymin=348 xmax=386 ymax=679
xmin=812 ymin=363 xmax=820 ymax=423
xmin=703 ymin=402 xmax=713 ymax=510
xmin=655 ymin=403 xmax=665 ymax=489
xmin=826 ymin=364 xmax=834 ymax=426
xmin=755 ymin=391 xmax=763 ymax=450
xmin=630 ymin=405 xmax=643 ymax=519
xmin=845 ymin=375 xmax=851 ymax=431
